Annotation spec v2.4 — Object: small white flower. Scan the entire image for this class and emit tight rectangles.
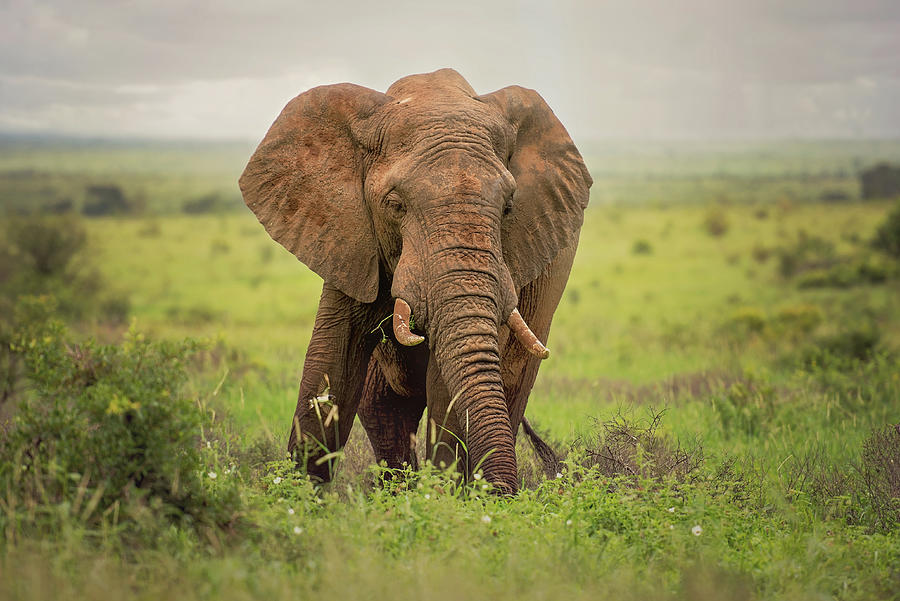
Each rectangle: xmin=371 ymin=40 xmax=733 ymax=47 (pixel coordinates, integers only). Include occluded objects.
xmin=566 ymin=519 xmax=573 ymax=526
xmin=206 ymin=441 xmax=211 ymax=449
xmin=473 ymin=473 xmax=482 ymax=481
xmin=556 ymin=472 xmax=563 ymax=479
xmin=669 ymin=525 xmax=674 ymax=530
xmin=481 ymin=514 xmax=492 ymax=524
xmin=692 ymin=524 xmax=703 ymax=536
xmin=273 ymin=476 xmax=282 ymax=485
xmin=424 ymin=494 xmax=431 ymax=500
xmin=207 ymin=471 xmax=217 ymax=480
xmin=287 ymin=508 xmax=295 ymax=515
xmin=293 ymin=526 xmax=303 ymax=535
xmin=482 ymin=484 xmax=489 ymax=490
xmin=667 ymin=507 xmax=675 ymax=513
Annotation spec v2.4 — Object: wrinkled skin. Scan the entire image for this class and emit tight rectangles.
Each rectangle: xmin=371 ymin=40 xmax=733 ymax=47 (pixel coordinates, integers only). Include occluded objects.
xmin=240 ymin=69 xmax=591 ymax=494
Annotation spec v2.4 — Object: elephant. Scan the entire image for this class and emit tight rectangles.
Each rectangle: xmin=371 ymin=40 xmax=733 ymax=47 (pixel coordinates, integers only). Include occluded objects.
xmin=239 ymin=68 xmax=591 ymax=494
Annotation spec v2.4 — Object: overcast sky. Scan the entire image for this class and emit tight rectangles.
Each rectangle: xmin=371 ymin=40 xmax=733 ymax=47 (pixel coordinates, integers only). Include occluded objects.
xmin=1 ymin=0 xmax=898 ymax=143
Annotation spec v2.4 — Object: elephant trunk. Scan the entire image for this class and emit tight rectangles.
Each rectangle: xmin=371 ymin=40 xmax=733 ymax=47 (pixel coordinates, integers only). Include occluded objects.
xmin=426 ymin=250 xmax=518 ymax=494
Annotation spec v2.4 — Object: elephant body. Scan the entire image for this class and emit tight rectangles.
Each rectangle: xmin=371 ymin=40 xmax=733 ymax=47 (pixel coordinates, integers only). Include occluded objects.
xmin=240 ymin=69 xmax=591 ymax=494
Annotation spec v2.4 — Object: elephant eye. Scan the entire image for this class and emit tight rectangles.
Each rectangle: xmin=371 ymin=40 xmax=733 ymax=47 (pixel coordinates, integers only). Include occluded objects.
xmin=502 ymin=189 xmax=514 ymax=217
xmin=384 ymin=191 xmax=405 ymax=217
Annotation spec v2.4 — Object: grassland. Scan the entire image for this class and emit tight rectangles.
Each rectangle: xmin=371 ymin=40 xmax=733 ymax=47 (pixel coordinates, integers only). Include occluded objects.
xmin=1 ymin=138 xmax=899 ymax=600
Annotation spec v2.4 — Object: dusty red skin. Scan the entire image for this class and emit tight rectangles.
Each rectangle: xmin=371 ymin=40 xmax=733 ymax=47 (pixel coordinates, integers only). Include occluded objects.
xmin=239 ymin=68 xmax=591 ymax=494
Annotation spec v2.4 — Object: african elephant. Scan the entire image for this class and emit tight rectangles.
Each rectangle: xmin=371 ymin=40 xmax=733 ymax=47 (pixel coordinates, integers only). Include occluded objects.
xmin=239 ymin=68 xmax=591 ymax=494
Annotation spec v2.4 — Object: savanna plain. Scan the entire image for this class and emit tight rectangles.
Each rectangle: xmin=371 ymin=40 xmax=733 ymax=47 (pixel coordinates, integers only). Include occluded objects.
xmin=1 ymin=137 xmax=899 ymax=600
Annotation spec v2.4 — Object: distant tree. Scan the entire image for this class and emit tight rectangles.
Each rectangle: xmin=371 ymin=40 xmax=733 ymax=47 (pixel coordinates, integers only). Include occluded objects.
xmin=82 ymin=184 xmax=131 ymax=216
xmin=860 ymin=163 xmax=900 ymax=200
xmin=872 ymin=202 xmax=900 ymax=259
xmin=182 ymin=192 xmax=223 ymax=214
xmin=43 ymin=198 xmax=74 ymax=214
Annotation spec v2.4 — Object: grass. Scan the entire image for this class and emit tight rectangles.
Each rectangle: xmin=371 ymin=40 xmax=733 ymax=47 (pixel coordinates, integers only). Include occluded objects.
xmin=1 ymin=138 xmax=900 ymax=600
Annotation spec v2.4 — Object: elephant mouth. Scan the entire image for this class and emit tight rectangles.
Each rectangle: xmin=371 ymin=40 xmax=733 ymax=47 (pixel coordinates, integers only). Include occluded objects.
xmin=391 ymin=297 xmax=549 ymax=359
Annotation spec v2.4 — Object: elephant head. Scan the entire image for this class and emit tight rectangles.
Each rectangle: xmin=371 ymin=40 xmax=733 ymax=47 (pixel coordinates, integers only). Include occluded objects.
xmin=239 ymin=69 xmax=591 ymax=493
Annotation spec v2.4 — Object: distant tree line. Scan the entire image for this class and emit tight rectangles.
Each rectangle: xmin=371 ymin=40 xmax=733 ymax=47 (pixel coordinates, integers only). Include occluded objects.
xmin=860 ymin=163 xmax=900 ymax=200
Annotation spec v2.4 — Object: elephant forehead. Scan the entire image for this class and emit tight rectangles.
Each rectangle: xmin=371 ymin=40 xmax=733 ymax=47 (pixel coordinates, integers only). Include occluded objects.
xmin=371 ymin=95 xmax=510 ymax=152
xmin=365 ymin=149 xmax=512 ymax=201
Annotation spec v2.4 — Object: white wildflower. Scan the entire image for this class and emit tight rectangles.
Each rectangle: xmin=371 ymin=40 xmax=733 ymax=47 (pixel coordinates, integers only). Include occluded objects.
xmin=481 ymin=514 xmax=492 ymax=524
xmin=293 ymin=526 xmax=303 ymax=535
xmin=273 ymin=476 xmax=282 ymax=485
xmin=692 ymin=524 xmax=703 ymax=536
xmin=424 ymin=494 xmax=431 ymax=500
xmin=287 ymin=508 xmax=295 ymax=515
xmin=482 ymin=484 xmax=489 ymax=490
xmin=566 ymin=519 xmax=573 ymax=526
xmin=207 ymin=471 xmax=217 ymax=480
xmin=667 ymin=507 xmax=675 ymax=513
xmin=473 ymin=473 xmax=482 ymax=481
xmin=556 ymin=472 xmax=563 ymax=479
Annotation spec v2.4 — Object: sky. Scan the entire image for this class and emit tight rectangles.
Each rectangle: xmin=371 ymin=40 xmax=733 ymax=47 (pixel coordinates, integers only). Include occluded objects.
xmin=1 ymin=0 xmax=898 ymax=143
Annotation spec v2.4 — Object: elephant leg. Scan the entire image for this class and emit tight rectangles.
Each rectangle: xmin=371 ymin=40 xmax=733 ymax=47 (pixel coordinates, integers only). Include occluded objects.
xmin=425 ymin=355 xmax=466 ymax=475
xmin=288 ymin=284 xmax=383 ymax=482
xmin=358 ymin=353 xmax=427 ymax=470
xmin=501 ymin=241 xmax=579 ymax=437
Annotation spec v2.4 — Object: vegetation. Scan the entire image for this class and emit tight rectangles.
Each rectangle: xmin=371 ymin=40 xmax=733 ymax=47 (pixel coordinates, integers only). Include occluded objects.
xmin=1 ymin=139 xmax=899 ymax=600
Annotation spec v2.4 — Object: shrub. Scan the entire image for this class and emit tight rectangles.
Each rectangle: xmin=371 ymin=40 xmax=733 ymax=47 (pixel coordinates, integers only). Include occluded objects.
xmin=772 ymin=303 xmax=823 ymax=337
xmin=0 ymin=310 xmax=239 ymax=540
xmin=0 ymin=215 xmax=129 ymax=324
xmin=5 ymin=215 xmax=87 ymax=276
xmin=860 ymin=424 xmax=900 ymax=531
xmin=702 ymin=206 xmax=730 ymax=237
xmin=776 ymin=232 xmax=836 ymax=278
xmin=871 ymin=201 xmax=900 ymax=259
xmin=724 ymin=307 xmax=767 ymax=338
xmin=796 ymin=257 xmax=892 ymax=289
xmin=82 ymin=184 xmax=133 ymax=216
xmin=800 ymin=327 xmax=881 ymax=368
xmin=183 ymin=193 xmax=225 ymax=215
xmin=631 ymin=239 xmax=653 ymax=255
xmin=860 ymin=163 xmax=900 ymax=200
xmin=138 ymin=220 xmax=162 ymax=238
xmin=579 ymin=409 xmax=703 ymax=483
xmin=751 ymin=243 xmax=771 ymax=263
xmin=819 ymin=189 xmax=851 ymax=203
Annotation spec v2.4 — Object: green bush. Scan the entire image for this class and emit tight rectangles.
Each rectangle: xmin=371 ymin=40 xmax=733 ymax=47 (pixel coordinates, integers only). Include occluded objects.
xmin=776 ymin=232 xmax=836 ymax=278
xmin=0 ymin=305 xmax=239 ymax=540
xmin=800 ymin=327 xmax=881 ymax=368
xmin=82 ymin=184 xmax=134 ymax=216
xmin=772 ymin=303 xmax=823 ymax=337
xmin=631 ymin=239 xmax=653 ymax=255
xmin=871 ymin=201 xmax=900 ymax=259
xmin=702 ymin=206 xmax=730 ymax=237
xmin=723 ymin=307 xmax=767 ymax=339
xmin=0 ymin=215 xmax=129 ymax=324
xmin=861 ymin=424 xmax=900 ymax=531
xmin=793 ymin=254 xmax=893 ymax=289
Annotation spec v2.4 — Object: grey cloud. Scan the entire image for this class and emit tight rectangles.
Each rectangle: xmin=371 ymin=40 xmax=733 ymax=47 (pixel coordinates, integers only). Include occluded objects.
xmin=0 ymin=0 xmax=898 ymax=139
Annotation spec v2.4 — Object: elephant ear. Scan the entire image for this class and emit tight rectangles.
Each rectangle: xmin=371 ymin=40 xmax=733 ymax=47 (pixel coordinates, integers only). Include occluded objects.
xmin=239 ymin=84 xmax=389 ymax=303
xmin=481 ymin=86 xmax=592 ymax=289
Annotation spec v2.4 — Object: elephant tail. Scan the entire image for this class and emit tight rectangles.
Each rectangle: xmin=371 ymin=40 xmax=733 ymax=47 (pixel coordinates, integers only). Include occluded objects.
xmin=521 ymin=417 xmax=562 ymax=479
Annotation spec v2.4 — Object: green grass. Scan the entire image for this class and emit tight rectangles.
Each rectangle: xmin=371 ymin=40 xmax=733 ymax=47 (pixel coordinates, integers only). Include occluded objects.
xmin=2 ymin=139 xmax=900 ymax=600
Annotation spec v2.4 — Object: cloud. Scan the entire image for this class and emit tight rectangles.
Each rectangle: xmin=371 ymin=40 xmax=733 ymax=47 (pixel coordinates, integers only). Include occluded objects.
xmin=0 ymin=0 xmax=898 ymax=139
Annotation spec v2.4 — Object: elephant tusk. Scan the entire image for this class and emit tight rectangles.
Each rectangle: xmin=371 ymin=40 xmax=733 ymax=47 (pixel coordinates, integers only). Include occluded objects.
xmin=393 ymin=298 xmax=425 ymax=346
xmin=508 ymin=308 xmax=550 ymax=359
